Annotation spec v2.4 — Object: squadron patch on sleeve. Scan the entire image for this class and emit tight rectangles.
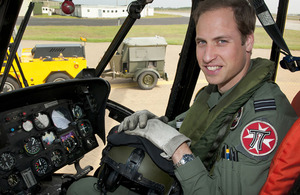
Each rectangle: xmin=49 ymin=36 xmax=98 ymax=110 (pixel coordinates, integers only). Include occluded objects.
xmin=240 ymin=120 xmax=278 ymax=156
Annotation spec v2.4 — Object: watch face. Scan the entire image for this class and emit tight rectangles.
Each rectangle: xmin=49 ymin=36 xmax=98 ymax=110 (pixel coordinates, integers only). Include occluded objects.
xmin=176 ymin=154 xmax=195 ymax=168
xmin=182 ymin=154 xmax=195 ymax=163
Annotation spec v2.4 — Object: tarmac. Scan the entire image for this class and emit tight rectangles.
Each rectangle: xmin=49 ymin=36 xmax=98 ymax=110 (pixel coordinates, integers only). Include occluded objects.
xmin=20 ymin=39 xmax=300 ymax=176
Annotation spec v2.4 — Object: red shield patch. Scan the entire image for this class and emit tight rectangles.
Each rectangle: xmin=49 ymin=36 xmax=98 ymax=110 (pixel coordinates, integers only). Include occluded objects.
xmin=240 ymin=120 xmax=278 ymax=156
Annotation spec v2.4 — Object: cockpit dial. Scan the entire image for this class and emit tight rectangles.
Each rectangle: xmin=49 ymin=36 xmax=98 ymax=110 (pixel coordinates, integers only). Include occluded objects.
xmin=51 ymin=107 xmax=72 ymax=131
xmin=61 ymin=131 xmax=77 ymax=153
xmin=7 ymin=174 xmax=20 ymax=187
xmin=22 ymin=120 xmax=33 ymax=132
xmin=50 ymin=149 xmax=64 ymax=167
xmin=77 ymin=120 xmax=92 ymax=137
xmin=24 ymin=137 xmax=42 ymax=155
xmin=0 ymin=153 xmax=15 ymax=171
xmin=72 ymin=105 xmax=84 ymax=119
xmin=33 ymin=157 xmax=49 ymax=176
xmin=34 ymin=113 xmax=50 ymax=130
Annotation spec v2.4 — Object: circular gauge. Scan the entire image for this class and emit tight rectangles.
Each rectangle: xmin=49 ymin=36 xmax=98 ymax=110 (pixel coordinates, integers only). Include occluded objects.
xmin=72 ymin=105 xmax=83 ymax=119
xmin=50 ymin=149 xmax=64 ymax=167
xmin=24 ymin=137 xmax=42 ymax=155
xmin=22 ymin=120 xmax=33 ymax=132
xmin=34 ymin=113 xmax=50 ymax=130
xmin=0 ymin=153 xmax=16 ymax=171
xmin=33 ymin=157 xmax=48 ymax=176
xmin=62 ymin=137 xmax=77 ymax=153
xmin=7 ymin=174 xmax=20 ymax=187
xmin=51 ymin=107 xmax=72 ymax=131
xmin=61 ymin=132 xmax=77 ymax=153
xmin=77 ymin=120 xmax=92 ymax=137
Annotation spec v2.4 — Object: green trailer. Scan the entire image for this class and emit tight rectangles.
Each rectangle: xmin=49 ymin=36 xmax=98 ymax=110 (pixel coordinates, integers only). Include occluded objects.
xmin=103 ymin=36 xmax=168 ymax=90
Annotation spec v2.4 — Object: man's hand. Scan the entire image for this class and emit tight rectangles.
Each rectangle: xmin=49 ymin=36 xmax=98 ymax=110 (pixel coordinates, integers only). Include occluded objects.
xmin=121 ymin=119 xmax=191 ymax=159
xmin=118 ymin=110 xmax=168 ymax=132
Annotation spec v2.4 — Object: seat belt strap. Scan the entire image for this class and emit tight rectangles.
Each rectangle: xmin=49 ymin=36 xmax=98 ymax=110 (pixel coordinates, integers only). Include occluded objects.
xmin=253 ymin=0 xmax=300 ymax=72
xmin=253 ymin=0 xmax=290 ymax=55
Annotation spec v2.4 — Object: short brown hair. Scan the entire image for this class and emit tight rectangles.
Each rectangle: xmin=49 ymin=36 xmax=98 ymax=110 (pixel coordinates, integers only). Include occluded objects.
xmin=193 ymin=0 xmax=256 ymax=44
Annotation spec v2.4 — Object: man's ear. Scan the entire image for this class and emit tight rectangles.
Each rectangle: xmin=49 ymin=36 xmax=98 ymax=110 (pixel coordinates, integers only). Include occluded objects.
xmin=246 ymin=32 xmax=254 ymax=53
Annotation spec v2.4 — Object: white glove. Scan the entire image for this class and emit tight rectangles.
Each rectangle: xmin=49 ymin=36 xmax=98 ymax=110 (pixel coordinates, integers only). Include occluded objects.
xmin=122 ymin=119 xmax=191 ymax=159
xmin=118 ymin=110 xmax=168 ymax=132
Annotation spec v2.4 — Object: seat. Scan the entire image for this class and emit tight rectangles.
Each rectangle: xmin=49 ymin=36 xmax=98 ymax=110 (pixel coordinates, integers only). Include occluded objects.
xmin=291 ymin=91 xmax=300 ymax=117
xmin=259 ymin=91 xmax=300 ymax=195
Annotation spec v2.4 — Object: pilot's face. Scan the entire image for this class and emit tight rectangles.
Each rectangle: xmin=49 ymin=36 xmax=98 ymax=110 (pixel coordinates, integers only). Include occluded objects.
xmin=195 ymin=7 xmax=254 ymax=93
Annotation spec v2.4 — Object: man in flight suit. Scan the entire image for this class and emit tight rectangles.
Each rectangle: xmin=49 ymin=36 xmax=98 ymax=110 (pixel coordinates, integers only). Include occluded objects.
xmin=118 ymin=0 xmax=298 ymax=194
xmin=67 ymin=0 xmax=298 ymax=194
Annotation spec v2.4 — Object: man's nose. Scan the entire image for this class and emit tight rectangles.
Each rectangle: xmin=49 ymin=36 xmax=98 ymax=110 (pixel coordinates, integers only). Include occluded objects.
xmin=203 ymin=44 xmax=217 ymax=63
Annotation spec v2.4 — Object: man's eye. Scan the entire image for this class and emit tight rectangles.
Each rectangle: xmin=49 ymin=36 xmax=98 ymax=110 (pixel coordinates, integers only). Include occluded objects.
xmin=197 ymin=40 xmax=206 ymax=46
xmin=218 ymin=40 xmax=228 ymax=44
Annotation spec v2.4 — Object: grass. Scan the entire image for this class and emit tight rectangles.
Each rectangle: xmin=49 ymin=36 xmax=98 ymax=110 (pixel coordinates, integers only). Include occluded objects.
xmin=254 ymin=27 xmax=300 ymax=50
xmin=22 ymin=24 xmax=188 ymax=45
xmin=22 ymin=20 xmax=300 ymax=50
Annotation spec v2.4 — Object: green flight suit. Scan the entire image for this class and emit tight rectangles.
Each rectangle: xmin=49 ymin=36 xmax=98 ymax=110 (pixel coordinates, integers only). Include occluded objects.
xmin=172 ymin=58 xmax=298 ymax=194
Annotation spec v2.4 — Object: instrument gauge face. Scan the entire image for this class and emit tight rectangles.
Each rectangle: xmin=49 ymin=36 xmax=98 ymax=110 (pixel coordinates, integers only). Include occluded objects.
xmin=22 ymin=120 xmax=33 ymax=132
xmin=0 ymin=153 xmax=16 ymax=171
xmin=33 ymin=157 xmax=48 ymax=176
xmin=61 ymin=131 xmax=77 ymax=153
xmin=7 ymin=174 xmax=19 ymax=187
xmin=50 ymin=149 xmax=64 ymax=167
xmin=41 ymin=131 xmax=56 ymax=147
xmin=72 ymin=105 xmax=84 ymax=119
xmin=34 ymin=113 xmax=50 ymax=130
xmin=24 ymin=137 xmax=42 ymax=155
xmin=77 ymin=120 xmax=92 ymax=137
xmin=51 ymin=107 xmax=72 ymax=131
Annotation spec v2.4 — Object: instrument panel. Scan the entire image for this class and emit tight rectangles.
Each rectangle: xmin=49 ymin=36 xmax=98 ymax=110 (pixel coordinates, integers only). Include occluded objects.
xmin=0 ymin=78 xmax=110 ymax=194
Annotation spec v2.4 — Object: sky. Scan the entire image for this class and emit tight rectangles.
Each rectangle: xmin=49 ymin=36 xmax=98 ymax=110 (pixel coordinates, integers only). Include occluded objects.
xmin=58 ymin=0 xmax=300 ymax=14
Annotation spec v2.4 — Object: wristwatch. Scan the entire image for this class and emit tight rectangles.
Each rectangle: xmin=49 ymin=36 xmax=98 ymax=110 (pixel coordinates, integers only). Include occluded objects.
xmin=174 ymin=154 xmax=195 ymax=168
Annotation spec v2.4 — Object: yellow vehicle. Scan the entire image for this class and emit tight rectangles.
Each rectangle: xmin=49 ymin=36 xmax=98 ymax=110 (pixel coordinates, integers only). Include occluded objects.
xmin=0 ymin=43 xmax=87 ymax=92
